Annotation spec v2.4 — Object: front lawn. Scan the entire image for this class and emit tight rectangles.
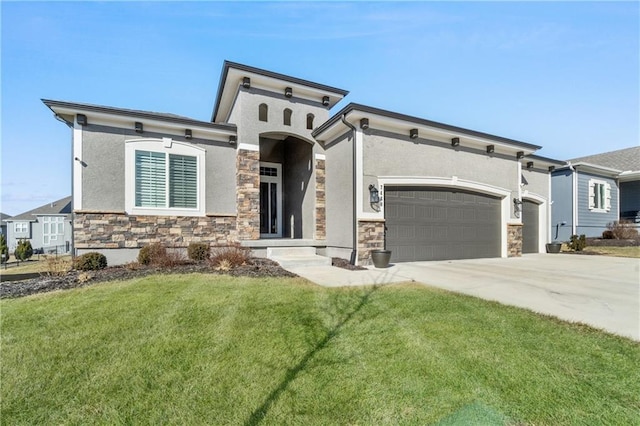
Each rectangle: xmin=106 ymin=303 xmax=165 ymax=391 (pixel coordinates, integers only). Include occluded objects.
xmin=2 ymin=274 xmax=639 ymax=424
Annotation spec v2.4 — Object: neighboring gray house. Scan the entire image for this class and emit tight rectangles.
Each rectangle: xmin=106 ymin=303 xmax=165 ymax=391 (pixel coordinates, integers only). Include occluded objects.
xmin=44 ymin=61 xmax=561 ymax=265
xmin=551 ymin=146 xmax=640 ymax=241
xmin=4 ymin=197 xmax=73 ymax=254
xmin=0 ymin=213 xmax=10 ymax=240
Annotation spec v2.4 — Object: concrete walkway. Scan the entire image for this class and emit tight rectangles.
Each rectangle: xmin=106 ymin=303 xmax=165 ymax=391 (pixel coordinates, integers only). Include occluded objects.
xmin=287 ymin=254 xmax=640 ymax=341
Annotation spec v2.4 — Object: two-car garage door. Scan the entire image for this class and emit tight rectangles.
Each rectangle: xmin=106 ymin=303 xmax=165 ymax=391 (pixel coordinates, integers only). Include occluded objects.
xmin=384 ymin=187 xmax=502 ymax=262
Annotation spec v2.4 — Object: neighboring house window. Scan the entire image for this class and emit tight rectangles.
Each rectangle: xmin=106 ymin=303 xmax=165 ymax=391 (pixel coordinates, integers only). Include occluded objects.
xmin=306 ymin=113 xmax=314 ymax=130
xmin=283 ymin=108 xmax=292 ymax=126
xmin=259 ymin=103 xmax=268 ymax=122
xmin=14 ymin=222 xmax=28 ymax=233
xmin=588 ymin=179 xmax=611 ymax=212
xmin=42 ymin=216 xmax=64 ymax=246
xmin=125 ymin=139 xmax=205 ymax=216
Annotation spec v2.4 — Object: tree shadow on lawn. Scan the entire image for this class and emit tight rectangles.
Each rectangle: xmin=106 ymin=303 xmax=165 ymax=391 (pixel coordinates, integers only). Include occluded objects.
xmin=244 ymin=284 xmax=381 ymax=425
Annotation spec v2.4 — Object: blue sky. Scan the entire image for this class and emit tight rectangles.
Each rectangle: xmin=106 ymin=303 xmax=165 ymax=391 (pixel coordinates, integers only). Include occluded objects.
xmin=1 ymin=1 xmax=638 ymax=216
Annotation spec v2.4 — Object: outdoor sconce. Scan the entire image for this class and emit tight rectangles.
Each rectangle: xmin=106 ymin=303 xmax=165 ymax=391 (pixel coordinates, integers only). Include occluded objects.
xmin=76 ymin=114 xmax=87 ymax=126
xmin=451 ymin=137 xmax=460 ymax=147
xmin=185 ymin=129 xmax=192 ymax=139
xmin=527 ymin=161 xmax=534 ymax=170
xmin=229 ymin=135 xmax=237 ymax=145
xmin=486 ymin=145 xmax=495 ymax=154
xmin=516 ymin=151 xmax=525 ymax=159
xmin=242 ymin=77 xmax=251 ymax=88
xmin=284 ymin=87 xmax=293 ymax=98
xmin=548 ymin=166 xmax=555 ymax=172
xmin=409 ymin=128 xmax=419 ymax=139
xmin=322 ymin=96 xmax=330 ymax=106
xmin=513 ymin=197 xmax=523 ymax=218
xmin=135 ymin=122 xmax=143 ymax=133
xmin=369 ymin=184 xmax=380 ymax=204
xmin=360 ymin=118 xmax=369 ymax=130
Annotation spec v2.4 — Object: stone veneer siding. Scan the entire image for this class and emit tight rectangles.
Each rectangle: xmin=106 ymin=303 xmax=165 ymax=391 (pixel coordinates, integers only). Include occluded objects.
xmin=236 ymin=149 xmax=260 ymax=240
xmin=74 ymin=213 xmax=237 ymax=249
xmin=357 ymin=219 xmax=386 ymax=265
xmin=315 ymin=158 xmax=326 ymax=240
xmin=507 ymin=223 xmax=523 ymax=257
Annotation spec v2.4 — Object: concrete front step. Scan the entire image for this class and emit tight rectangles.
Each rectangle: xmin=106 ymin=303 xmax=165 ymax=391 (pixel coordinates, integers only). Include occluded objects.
xmin=267 ymin=247 xmax=332 ymax=268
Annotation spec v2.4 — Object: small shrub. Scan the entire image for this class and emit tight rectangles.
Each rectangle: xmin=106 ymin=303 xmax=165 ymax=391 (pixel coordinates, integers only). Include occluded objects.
xmin=0 ymin=234 xmax=8 ymax=262
xmin=210 ymin=243 xmax=250 ymax=269
xmin=45 ymin=256 xmax=73 ymax=276
xmin=216 ymin=259 xmax=232 ymax=272
xmin=75 ymin=252 xmax=107 ymax=271
xmin=14 ymin=239 xmax=33 ymax=262
xmin=137 ymin=243 xmax=182 ymax=267
xmin=602 ymin=230 xmax=615 ymax=239
xmin=606 ymin=220 xmax=639 ymax=240
xmin=124 ymin=261 xmax=141 ymax=270
xmin=188 ymin=242 xmax=210 ymax=262
xmin=568 ymin=234 xmax=587 ymax=252
xmin=77 ymin=272 xmax=94 ymax=284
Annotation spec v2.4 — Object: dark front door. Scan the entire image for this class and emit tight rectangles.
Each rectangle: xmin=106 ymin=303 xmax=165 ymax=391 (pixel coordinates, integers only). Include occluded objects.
xmin=259 ymin=162 xmax=282 ymax=237
xmin=522 ymin=199 xmax=539 ymax=253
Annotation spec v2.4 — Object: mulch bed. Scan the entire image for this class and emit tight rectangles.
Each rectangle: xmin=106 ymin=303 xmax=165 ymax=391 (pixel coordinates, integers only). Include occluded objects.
xmin=0 ymin=258 xmax=296 ymax=300
xmin=585 ymin=238 xmax=640 ymax=247
xmin=332 ymin=257 xmax=367 ymax=271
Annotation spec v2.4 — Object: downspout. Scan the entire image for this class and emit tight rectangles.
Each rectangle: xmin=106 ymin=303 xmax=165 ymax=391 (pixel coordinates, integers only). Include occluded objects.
xmin=568 ymin=162 xmax=577 ymax=236
xmin=340 ymin=114 xmax=358 ymax=265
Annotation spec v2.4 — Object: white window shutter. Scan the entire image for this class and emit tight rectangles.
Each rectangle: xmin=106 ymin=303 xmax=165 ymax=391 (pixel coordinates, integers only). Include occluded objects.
xmin=588 ymin=179 xmax=595 ymax=210
xmin=605 ymin=182 xmax=612 ymax=211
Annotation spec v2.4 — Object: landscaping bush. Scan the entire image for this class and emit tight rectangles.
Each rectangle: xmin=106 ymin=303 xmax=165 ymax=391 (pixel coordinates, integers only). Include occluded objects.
xmin=45 ymin=256 xmax=73 ymax=276
xmin=187 ymin=242 xmax=210 ymax=262
xmin=137 ymin=243 xmax=182 ymax=267
xmin=0 ymin=234 xmax=8 ymax=262
xmin=602 ymin=230 xmax=615 ymax=239
xmin=210 ymin=243 xmax=250 ymax=269
xmin=14 ymin=239 xmax=33 ymax=261
xmin=74 ymin=252 xmax=107 ymax=271
xmin=568 ymin=234 xmax=587 ymax=252
xmin=606 ymin=220 xmax=639 ymax=240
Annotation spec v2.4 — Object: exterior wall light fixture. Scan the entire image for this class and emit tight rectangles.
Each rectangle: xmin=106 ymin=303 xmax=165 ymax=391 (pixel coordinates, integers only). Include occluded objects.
xmin=242 ymin=77 xmax=251 ymax=88
xmin=185 ymin=129 xmax=192 ymax=139
xmin=369 ymin=184 xmax=380 ymax=204
xmin=322 ymin=96 xmax=330 ymax=106
xmin=135 ymin=122 xmax=143 ymax=133
xmin=513 ymin=197 xmax=523 ymax=218
xmin=486 ymin=145 xmax=495 ymax=154
xmin=409 ymin=128 xmax=419 ymax=139
xmin=284 ymin=87 xmax=293 ymax=98
xmin=229 ymin=135 xmax=237 ymax=145
xmin=360 ymin=118 xmax=369 ymax=130
xmin=527 ymin=161 xmax=534 ymax=169
xmin=76 ymin=114 xmax=87 ymax=126
xmin=516 ymin=151 xmax=525 ymax=159
xmin=451 ymin=137 xmax=460 ymax=147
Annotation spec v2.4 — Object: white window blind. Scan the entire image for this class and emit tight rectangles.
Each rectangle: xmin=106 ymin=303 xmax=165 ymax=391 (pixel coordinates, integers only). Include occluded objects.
xmin=135 ymin=150 xmax=166 ymax=207
xmin=169 ymin=154 xmax=197 ymax=208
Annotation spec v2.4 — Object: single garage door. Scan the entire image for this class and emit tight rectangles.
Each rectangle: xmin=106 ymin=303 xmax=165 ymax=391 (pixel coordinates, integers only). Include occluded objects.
xmin=522 ymin=199 xmax=539 ymax=254
xmin=385 ymin=187 xmax=501 ymax=262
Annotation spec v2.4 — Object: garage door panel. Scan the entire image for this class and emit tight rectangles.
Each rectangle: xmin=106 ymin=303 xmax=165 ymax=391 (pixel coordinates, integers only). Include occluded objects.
xmin=522 ymin=200 xmax=539 ymax=253
xmin=385 ymin=187 xmax=501 ymax=262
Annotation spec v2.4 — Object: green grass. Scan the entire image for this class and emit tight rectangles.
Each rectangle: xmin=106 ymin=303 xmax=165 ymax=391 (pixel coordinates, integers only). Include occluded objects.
xmin=2 ymin=274 xmax=639 ymax=425
xmin=0 ymin=255 xmax=72 ymax=276
xmin=582 ymin=246 xmax=640 ymax=258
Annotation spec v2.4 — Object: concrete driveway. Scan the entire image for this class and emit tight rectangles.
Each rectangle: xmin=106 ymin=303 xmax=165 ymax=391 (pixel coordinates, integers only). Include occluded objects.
xmin=289 ymin=254 xmax=639 ymax=340
xmin=377 ymin=254 xmax=640 ymax=341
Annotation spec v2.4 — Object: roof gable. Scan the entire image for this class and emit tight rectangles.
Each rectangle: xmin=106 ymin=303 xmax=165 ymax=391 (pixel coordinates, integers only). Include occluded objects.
xmin=6 ymin=196 xmax=72 ymax=222
xmin=570 ymin=146 xmax=640 ymax=172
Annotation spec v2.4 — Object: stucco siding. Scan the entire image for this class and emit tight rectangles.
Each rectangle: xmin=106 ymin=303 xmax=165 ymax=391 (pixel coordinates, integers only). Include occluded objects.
xmin=522 ymin=168 xmax=550 ymax=200
xmin=551 ymin=169 xmax=574 ymax=241
xmin=324 ymin=132 xmax=354 ymax=248
xmin=80 ymin=124 xmax=236 ymax=215
xmin=362 ymin=130 xmax=517 ymax=217
xmin=576 ymin=171 xmax=618 ymax=237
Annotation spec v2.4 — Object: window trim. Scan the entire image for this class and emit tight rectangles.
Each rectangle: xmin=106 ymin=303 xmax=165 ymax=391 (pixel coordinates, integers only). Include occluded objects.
xmin=125 ymin=138 xmax=206 ymax=217
xmin=588 ymin=178 xmax=611 ymax=213
xmin=14 ymin=222 xmax=28 ymax=233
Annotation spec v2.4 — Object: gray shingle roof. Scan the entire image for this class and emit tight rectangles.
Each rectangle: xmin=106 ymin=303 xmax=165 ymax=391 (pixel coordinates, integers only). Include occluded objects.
xmin=0 ymin=213 xmax=11 ymax=222
xmin=570 ymin=146 xmax=640 ymax=172
xmin=6 ymin=196 xmax=72 ymax=222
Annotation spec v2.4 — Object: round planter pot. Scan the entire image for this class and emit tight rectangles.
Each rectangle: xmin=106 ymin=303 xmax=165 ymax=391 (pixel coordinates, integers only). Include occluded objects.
xmin=371 ymin=250 xmax=392 ymax=268
xmin=546 ymin=242 xmax=562 ymax=254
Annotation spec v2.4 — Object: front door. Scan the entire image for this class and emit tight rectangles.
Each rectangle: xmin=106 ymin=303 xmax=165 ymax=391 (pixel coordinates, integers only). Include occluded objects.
xmin=259 ymin=162 xmax=282 ymax=238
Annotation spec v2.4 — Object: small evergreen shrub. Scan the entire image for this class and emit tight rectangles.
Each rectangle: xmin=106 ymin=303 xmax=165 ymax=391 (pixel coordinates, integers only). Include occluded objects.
xmin=210 ymin=243 xmax=250 ymax=269
xmin=606 ymin=220 xmax=639 ymax=240
xmin=568 ymin=234 xmax=587 ymax=252
xmin=14 ymin=239 xmax=33 ymax=261
xmin=188 ymin=242 xmax=210 ymax=262
xmin=602 ymin=230 xmax=614 ymax=239
xmin=0 ymin=234 xmax=8 ymax=262
xmin=74 ymin=252 xmax=107 ymax=271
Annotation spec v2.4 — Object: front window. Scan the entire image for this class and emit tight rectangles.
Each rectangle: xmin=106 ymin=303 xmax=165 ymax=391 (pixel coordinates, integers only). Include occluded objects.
xmin=588 ymin=178 xmax=611 ymax=212
xmin=42 ymin=216 xmax=64 ymax=246
xmin=14 ymin=222 xmax=28 ymax=233
xmin=126 ymin=139 xmax=205 ymax=216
